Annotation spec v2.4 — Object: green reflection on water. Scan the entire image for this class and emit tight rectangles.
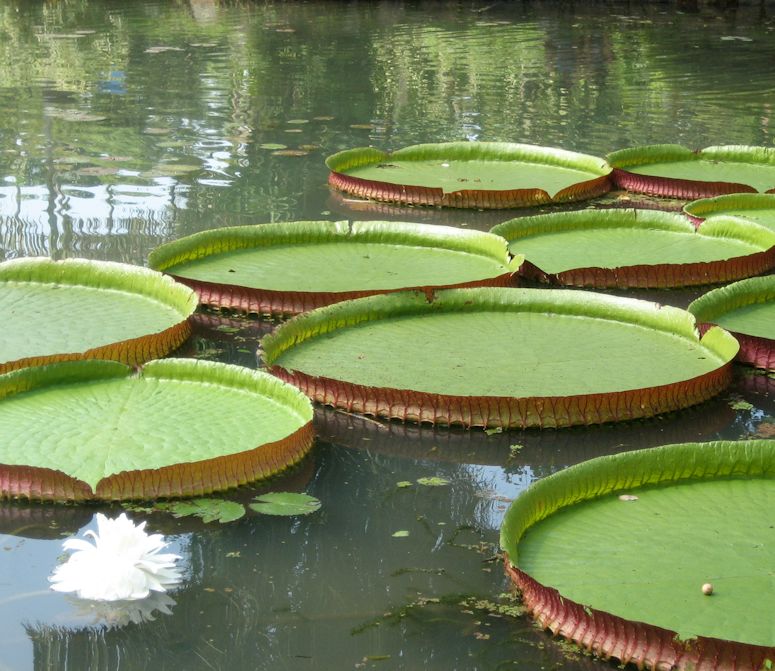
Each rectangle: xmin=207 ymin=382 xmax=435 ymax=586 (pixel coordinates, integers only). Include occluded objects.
xmin=0 ymin=1 xmax=774 ymax=669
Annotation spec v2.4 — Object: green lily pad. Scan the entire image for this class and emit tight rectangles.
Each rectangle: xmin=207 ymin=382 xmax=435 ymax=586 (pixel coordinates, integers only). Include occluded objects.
xmin=608 ymin=144 xmax=775 ymax=198
xmin=249 ymin=492 xmax=321 ymax=516
xmin=416 ymin=477 xmax=450 ymax=486
xmin=152 ymin=498 xmax=246 ymax=524
xmin=501 ymin=440 xmax=775 ymax=669
xmin=0 ymin=257 xmax=197 ymax=374
xmin=326 ymin=142 xmax=611 ymax=209
xmin=684 ymin=193 xmax=775 ymax=231
xmin=689 ymin=276 xmax=775 ymax=371
xmin=0 ymin=358 xmax=314 ymax=501
xmin=261 ymin=287 xmax=737 ymax=428
xmin=148 ymin=220 xmax=522 ymax=316
xmin=491 ymin=209 xmax=775 ymax=288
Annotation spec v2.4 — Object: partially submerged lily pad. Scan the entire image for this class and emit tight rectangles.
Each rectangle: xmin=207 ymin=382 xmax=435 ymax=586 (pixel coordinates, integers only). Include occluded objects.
xmin=249 ymin=492 xmax=321 ymax=516
xmin=684 ymin=193 xmax=775 ymax=231
xmin=501 ymin=440 xmax=775 ymax=670
xmin=326 ymin=142 xmax=612 ymax=209
xmin=490 ymin=209 xmax=775 ymax=288
xmin=689 ymin=276 xmax=775 ymax=370
xmin=0 ymin=257 xmax=197 ymax=374
xmin=260 ymin=288 xmax=737 ymax=428
xmin=607 ymin=144 xmax=775 ymax=199
xmin=148 ymin=220 xmax=522 ymax=316
xmin=0 ymin=358 xmax=314 ymax=501
xmin=150 ymin=499 xmax=246 ymax=524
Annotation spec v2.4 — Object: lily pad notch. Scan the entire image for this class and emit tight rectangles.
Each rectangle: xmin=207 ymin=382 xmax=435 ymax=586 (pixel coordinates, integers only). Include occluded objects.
xmin=500 ymin=440 xmax=775 ymax=671
xmin=491 ymin=208 xmax=775 ymax=288
xmin=260 ymin=288 xmax=738 ymax=429
xmin=0 ymin=257 xmax=198 ymax=374
xmin=0 ymin=359 xmax=314 ymax=501
xmin=326 ymin=142 xmax=612 ymax=209
xmin=607 ymin=144 xmax=775 ymax=199
xmin=148 ymin=220 xmax=522 ymax=316
xmin=689 ymin=276 xmax=775 ymax=371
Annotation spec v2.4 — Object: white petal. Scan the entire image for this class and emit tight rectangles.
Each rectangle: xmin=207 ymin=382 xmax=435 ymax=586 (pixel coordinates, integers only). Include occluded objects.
xmin=48 ymin=513 xmax=182 ymax=602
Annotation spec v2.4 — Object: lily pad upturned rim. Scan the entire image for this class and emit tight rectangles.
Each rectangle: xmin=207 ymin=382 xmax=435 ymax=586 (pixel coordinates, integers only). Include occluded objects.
xmin=260 ymin=287 xmax=737 ymax=429
xmin=607 ymin=144 xmax=775 ymax=199
xmin=326 ymin=142 xmax=612 ymax=209
xmin=500 ymin=440 xmax=775 ymax=671
xmin=684 ymin=193 xmax=775 ymax=225
xmin=689 ymin=276 xmax=775 ymax=370
xmin=0 ymin=358 xmax=314 ymax=501
xmin=148 ymin=220 xmax=523 ymax=316
xmin=490 ymin=208 xmax=775 ymax=288
xmin=0 ymin=257 xmax=198 ymax=374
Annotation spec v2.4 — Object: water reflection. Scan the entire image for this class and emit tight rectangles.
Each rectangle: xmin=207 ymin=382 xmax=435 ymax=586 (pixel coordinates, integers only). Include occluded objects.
xmin=1 ymin=1 xmax=773 ymax=260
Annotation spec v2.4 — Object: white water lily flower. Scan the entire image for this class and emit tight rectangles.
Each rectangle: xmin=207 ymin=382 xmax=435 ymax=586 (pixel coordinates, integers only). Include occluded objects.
xmin=49 ymin=513 xmax=182 ymax=601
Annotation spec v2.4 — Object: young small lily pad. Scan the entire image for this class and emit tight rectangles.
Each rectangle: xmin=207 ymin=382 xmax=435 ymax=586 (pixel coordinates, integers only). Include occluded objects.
xmin=249 ymin=492 xmax=321 ymax=516
xmin=392 ymin=530 xmax=410 ymax=538
xmin=396 ymin=481 xmax=413 ymax=488
xmin=416 ymin=477 xmax=450 ymax=487
xmin=154 ymin=498 xmax=246 ymax=524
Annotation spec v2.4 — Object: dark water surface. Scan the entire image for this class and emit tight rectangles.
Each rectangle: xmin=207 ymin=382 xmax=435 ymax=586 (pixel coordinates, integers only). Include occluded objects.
xmin=0 ymin=1 xmax=774 ymax=669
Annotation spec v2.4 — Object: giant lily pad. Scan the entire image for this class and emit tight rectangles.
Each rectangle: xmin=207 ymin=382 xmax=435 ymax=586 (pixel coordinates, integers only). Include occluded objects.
xmin=684 ymin=193 xmax=775 ymax=231
xmin=0 ymin=358 xmax=314 ymax=501
xmin=148 ymin=220 xmax=522 ymax=315
xmin=260 ymin=288 xmax=737 ymax=428
xmin=501 ymin=440 xmax=775 ymax=671
xmin=326 ymin=142 xmax=611 ymax=209
xmin=490 ymin=209 xmax=775 ymax=288
xmin=0 ymin=257 xmax=197 ymax=374
xmin=689 ymin=276 xmax=775 ymax=370
xmin=607 ymin=144 xmax=775 ymax=199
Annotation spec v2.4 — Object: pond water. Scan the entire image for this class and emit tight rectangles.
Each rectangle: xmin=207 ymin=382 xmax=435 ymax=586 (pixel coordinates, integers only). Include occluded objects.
xmin=0 ymin=1 xmax=774 ymax=669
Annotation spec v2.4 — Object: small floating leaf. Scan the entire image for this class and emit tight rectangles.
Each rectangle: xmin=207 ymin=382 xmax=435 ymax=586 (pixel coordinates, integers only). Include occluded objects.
xmin=392 ymin=530 xmax=410 ymax=538
xmin=249 ymin=492 xmax=321 ymax=516
xmin=416 ymin=477 xmax=450 ymax=487
xmin=396 ymin=481 xmax=413 ymax=488
xmin=258 ymin=143 xmax=288 ymax=150
xmin=145 ymin=46 xmax=184 ymax=53
xmin=286 ymin=119 xmax=309 ymax=125
xmin=729 ymin=399 xmax=754 ymax=411
xmin=155 ymin=498 xmax=246 ymax=524
xmin=271 ymin=149 xmax=309 ymax=157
